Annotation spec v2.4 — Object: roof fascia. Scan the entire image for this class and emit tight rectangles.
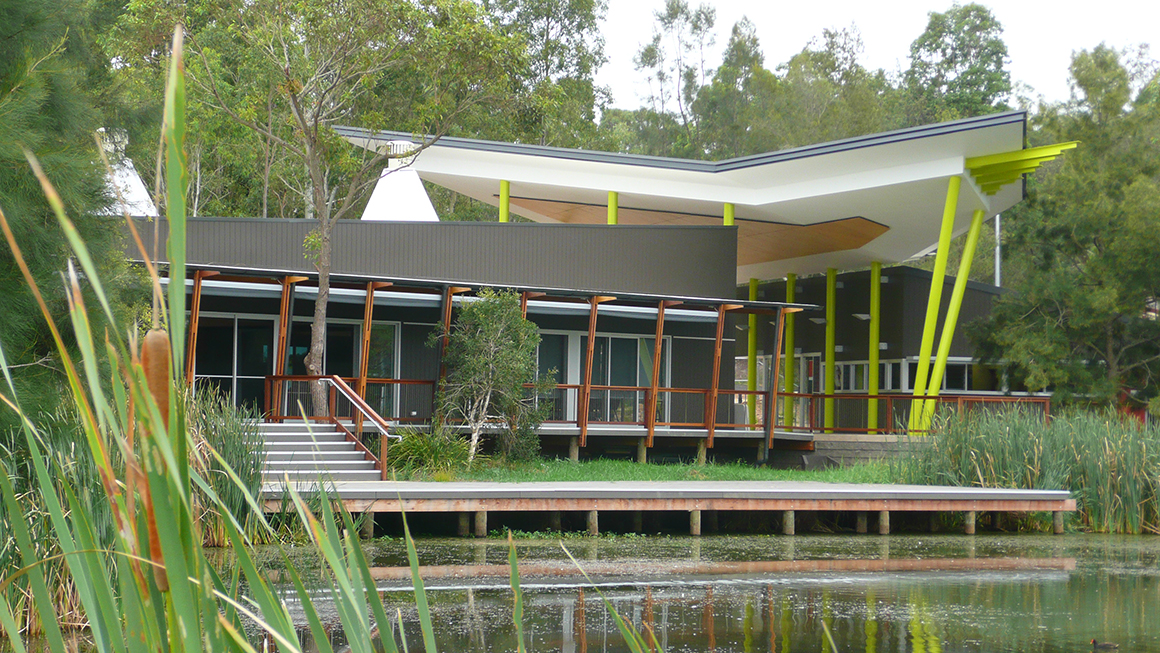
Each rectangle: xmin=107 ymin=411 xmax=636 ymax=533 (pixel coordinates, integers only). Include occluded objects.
xmin=336 ymin=110 xmax=1027 ymax=176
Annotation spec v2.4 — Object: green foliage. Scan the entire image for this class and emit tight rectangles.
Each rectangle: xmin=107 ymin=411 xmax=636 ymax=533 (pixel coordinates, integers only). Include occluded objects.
xmin=904 ymin=3 xmax=1012 ymax=122
xmin=481 ymin=0 xmax=609 ymax=148
xmin=0 ymin=0 xmax=141 ymax=429
xmin=387 ymin=425 xmax=473 ymax=475
xmin=972 ymin=45 xmax=1160 ymax=403
xmin=892 ymin=409 xmax=1160 ymax=534
xmin=185 ymin=384 xmax=266 ymax=546
xmin=433 ymin=288 xmax=551 ymax=463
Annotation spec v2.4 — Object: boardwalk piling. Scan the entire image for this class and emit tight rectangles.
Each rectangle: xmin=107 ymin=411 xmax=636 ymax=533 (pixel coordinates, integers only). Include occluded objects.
xmin=633 ymin=511 xmax=643 ymax=533
xmin=548 ymin=511 xmax=562 ymax=532
xmin=1053 ymin=511 xmax=1064 ymax=535
xmin=783 ymin=510 xmax=795 ymax=535
xmin=964 ymin=510 xmax=976 ymax=535
xmin=475 ymin=510 xmax=487 ymax=537
xmin=856 ymin=511 xmax=868 ymax=534
xmin=637 ymin=438 xmax=647 ymax=463
xmin=587 ymin=510 xmax=599 ymax=536
xmin=696 ymin=439 xmax=707 ymax=465
xmin=878 ymin=510 xmax=890 ymax=535
xmin=690 ymin=510 xmax=702 ymax=536
xmin=458 ymin=513 xmax=469 ymax=537
xmin=568 ymin=437 xmax=579 ymax=461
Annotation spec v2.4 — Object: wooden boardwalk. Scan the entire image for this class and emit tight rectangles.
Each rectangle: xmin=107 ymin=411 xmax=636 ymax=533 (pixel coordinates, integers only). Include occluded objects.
xmin=263 ymin=480 xmax=1075 ymax=536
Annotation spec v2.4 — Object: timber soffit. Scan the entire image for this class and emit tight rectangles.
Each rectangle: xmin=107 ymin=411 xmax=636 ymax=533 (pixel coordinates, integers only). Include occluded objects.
xmin=334 ymin=110 xmax=1027 ymax=174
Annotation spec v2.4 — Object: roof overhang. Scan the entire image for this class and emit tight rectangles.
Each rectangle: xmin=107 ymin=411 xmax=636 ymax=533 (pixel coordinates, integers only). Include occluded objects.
xmin=340 ymin=111 xmax=1029 ymax=283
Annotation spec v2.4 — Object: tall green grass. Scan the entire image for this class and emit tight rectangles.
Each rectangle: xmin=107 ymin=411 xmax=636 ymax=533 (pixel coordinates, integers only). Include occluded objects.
xmin=892 ymin=409 xmax=1160 ymax=533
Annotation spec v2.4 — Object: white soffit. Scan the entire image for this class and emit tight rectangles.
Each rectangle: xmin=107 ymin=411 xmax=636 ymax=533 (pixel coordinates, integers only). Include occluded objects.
xmin=339 ymin=112 xmax=1027 ymax=281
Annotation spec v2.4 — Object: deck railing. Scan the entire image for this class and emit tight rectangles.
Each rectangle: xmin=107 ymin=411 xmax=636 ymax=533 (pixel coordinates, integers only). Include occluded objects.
xmin=266 ymin=374 xmax=1049 ymax=441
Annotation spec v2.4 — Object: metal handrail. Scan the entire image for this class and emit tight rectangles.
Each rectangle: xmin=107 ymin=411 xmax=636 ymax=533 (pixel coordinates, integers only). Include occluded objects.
xmin=265 ymin=375 xmax=401 ymax=479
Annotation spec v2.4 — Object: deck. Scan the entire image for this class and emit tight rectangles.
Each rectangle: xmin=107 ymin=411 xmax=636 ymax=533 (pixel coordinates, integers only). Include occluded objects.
xmin=262 ymin=480 xmax=1076 ymax=536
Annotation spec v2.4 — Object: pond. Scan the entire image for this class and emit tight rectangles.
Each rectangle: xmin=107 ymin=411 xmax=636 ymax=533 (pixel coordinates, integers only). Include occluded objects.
xmin=288 ymin=533 xmax=1160 ymax=653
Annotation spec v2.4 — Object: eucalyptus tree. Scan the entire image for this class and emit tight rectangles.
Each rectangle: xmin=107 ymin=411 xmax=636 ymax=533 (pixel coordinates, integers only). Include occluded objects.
xmin=119 ymin=0 xmax=525 ymax=413
xmin=482 ymin=0 xmax=609 ymax=147
xmin=904 ymin=2 xmax=1012 ymax=122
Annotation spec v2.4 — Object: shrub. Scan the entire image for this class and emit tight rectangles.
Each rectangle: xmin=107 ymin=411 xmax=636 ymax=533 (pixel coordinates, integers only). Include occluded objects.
xmin=387 ymin=425 xmax=473 ymax=475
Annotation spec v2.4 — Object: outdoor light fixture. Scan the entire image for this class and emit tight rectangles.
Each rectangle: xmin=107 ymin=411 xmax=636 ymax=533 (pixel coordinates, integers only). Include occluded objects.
xmin=809 ymin=317 xmax=826 ymax=324
xmin=853 ymin=313 xmax=871 ymax=321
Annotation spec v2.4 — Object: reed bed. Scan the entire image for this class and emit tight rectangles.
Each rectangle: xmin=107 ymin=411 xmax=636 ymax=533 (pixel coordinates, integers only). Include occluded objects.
xmin=892 ymin=409 xmax=1160 ymax=533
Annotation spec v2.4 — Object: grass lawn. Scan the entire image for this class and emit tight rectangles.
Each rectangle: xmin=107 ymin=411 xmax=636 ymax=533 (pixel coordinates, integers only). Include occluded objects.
xmin=449 ymin=458 xmax=893 ymax=484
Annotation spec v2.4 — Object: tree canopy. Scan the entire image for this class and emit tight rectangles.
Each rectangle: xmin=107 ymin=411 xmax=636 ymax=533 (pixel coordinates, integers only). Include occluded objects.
xmin=972 ymin=45 xmax=1160 ymax=405
xmin=0 ymin=0 xmax=139 ymax=427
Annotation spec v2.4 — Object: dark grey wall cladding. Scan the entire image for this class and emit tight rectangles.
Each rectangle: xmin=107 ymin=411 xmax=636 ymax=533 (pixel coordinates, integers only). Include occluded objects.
xmin=749 ymin=265 xmax=1001 ymax=360
xmin=141 ymin=218 xmax=737 ymax=299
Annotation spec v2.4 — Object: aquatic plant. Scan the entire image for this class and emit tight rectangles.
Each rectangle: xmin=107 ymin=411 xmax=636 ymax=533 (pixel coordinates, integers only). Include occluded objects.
xmin=892 ymin=408 xmax=1160 ymax=533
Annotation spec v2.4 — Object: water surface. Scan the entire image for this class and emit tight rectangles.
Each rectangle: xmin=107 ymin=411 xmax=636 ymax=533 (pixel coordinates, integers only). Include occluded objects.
xmin=344 ymin=534 xmax=1159 ymax=653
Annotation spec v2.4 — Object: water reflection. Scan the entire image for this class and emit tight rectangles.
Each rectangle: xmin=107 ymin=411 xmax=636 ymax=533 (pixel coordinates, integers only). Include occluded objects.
xmin=293 ymin=535 xmax=1160 ymax=653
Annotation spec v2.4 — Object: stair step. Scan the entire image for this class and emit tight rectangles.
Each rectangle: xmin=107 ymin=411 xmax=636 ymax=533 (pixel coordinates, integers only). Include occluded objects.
xmin=262 ymin=434 xmax=347 ymax=443
xmin=263 ymin=470 xmax=382 ymax=482
xmin=265 ymin=451 xmax=366 ymax=461
xmin=265 ymin=461 xmax=375 ymax=471
xmin=265 ymin=445 xmax=359 ymax=454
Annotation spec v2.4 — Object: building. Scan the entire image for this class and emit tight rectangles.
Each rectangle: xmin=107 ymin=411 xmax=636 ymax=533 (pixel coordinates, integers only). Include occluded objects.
xmin=144 ymin=111 xmax=1072 ymax=464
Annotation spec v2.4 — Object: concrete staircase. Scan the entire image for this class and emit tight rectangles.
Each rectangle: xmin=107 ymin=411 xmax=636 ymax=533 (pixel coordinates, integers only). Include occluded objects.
xmin=261 ymin=421 xmax=381 ymax=482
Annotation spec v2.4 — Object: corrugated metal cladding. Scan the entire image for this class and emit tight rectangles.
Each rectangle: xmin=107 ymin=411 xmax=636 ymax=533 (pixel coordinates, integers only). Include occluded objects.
xmin=138 ymin=218 xmax=738 ymax=299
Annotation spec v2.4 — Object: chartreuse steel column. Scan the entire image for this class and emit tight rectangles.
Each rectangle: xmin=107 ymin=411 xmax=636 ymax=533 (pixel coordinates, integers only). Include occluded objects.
xmin=607 ymin=191 xmax=619 ymax=225
xmin=499 ymin=179 xmax=510 ymax=222
xmin=920 ymin=208 xmax=986 ymax=430
xmin=824 ymin=268 xmax=837 ymax=432
xmin=909 ymin=176 xmax=961 ymax=431
xmin=868 ymin=261 xmax=882 ymax=433
xmin=724 ymin=203 xmax=735 ymax=226
xmin=747 ymin=278 xmax=758 ymax=426
xmin=784 ymin=273 xmax=797 ymax=424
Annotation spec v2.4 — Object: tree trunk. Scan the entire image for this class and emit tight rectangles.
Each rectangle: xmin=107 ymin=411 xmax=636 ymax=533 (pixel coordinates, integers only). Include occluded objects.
xmin=305 ymin=220 xmax=332 ymax=416
xmin=468 ymin=425 xmax=481 ymax=465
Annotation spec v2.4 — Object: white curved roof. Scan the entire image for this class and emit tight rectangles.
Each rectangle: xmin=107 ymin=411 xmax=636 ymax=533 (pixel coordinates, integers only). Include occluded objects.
xmin=339 ymin=111 xmax=1027 ymax=283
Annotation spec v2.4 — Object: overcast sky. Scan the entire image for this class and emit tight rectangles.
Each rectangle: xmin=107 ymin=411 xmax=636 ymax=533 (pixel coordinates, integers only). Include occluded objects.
xmin=595 ymin=0 xmax=1158 ymax=110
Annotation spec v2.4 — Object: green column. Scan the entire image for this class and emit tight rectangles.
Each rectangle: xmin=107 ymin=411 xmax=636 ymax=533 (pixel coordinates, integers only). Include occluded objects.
xmin=920 ymin=209 xmax=986 ymax=429
xmin=607 ymin=191 xmax=618 ymax=225
xmin=747 ymin=278 xmax=758 ymax=426
xmin=784 ymin=274 xmax=797 ymax=425
xmin=909 ymin=176 xmax=961 ymax=431
xmin=499 ymin=179 xmax=510 ymax=223
xmin=724 ymin=202 xmax=735 ymax=226
xmin=868 ymin=261 xmax=882 ymax=432
xmin=824 ymin=267 xmax=837 ymax=432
